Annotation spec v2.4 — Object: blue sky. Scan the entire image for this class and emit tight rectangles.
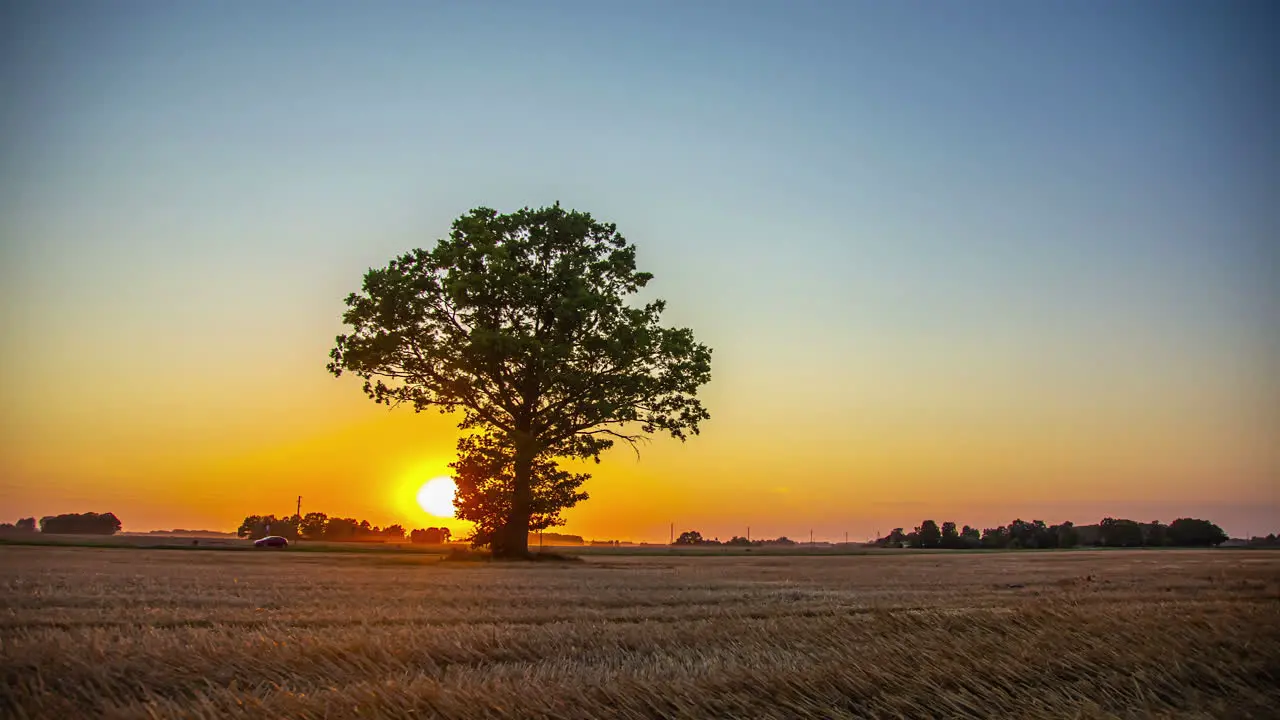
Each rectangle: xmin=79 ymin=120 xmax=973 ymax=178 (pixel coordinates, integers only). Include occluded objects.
xmin=1 ymin=1 xmax=1276 ymax=536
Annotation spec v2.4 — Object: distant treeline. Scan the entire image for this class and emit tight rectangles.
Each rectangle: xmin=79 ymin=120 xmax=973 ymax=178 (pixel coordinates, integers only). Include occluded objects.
xmin=0 ymin=518 xmax=37 ymax=533
xmin=0 ymin=513 xmax=121 ymax=535
xmin=538 ymin=532 xmax=585 ymax=545
xmin=237 ymin=512 xmax=588 ymax=545
xmin=237 ymin=512 xmax=452 ymax=543
xmin=137 ymin=529 xmax=237 ymax=538
xmin=871 ymin=517 xmax=1229 ymax=549
xmin=409 ymin=527 xmax=452 ymax=544
xmin=1245 ymin=533 xmax=1280 ymax=547
xmin=673 ymin=531 xmax=801 ymax=546
xmin=670 ymin=518 xmax=1237 ymax=549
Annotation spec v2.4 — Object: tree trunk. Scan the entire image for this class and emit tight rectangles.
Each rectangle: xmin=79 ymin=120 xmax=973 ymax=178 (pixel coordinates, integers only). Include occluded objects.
xmin=492 ymin=432 xmax=535 ymax=560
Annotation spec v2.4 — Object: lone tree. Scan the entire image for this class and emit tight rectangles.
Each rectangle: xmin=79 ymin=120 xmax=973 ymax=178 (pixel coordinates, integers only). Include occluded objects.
xmin=328 ymin=204 xmax=712 ymax=558
xmin=673 ymin=530 xmax=705 ymax=545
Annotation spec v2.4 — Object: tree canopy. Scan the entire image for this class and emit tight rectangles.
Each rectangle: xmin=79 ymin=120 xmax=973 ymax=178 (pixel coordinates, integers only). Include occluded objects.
xmin=673 ymin=530 xmax=704 ymax=545
xmin=1167 ymin=518 xmax=1229 ymax=547
xmin=38 ymin=512 xmax=121 ymax=535
xmin=329 ymin=204 xmax=712 ymax=557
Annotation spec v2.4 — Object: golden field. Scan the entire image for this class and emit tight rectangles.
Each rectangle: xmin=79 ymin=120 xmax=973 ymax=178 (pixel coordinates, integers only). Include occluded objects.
xmin=1 ymin=545 xmax=1278 ymax=719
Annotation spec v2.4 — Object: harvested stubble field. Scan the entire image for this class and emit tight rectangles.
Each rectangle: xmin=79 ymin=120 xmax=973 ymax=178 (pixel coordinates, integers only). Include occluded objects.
xmin=1 ymin=546 xmax=1278 ymax=719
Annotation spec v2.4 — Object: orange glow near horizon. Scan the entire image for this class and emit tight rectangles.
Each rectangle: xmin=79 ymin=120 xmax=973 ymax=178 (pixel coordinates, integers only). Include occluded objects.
xmin=2 ymin=357 xmax=1276 ymax=541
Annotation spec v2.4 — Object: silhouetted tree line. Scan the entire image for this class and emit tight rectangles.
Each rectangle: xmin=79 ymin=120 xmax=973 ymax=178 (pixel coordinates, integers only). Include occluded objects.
xmin=410 ymin=527 xmax=452 ymax=544
xmin=7 ymin=513 xmax=123 ymax=535
xmin=873 ymin=517 xmax=1228 ymax=549
xmin=673 ymin=530 xmax=798 ymax=547
xmin=236 ymin=512 xmax=430 ymax=542
xmin=1245 ymin=533 xmax=1280 ymax=547
xmin=539 ymin=532 xmax=585 ymax=545
xmin=144 ymin=529 xmax=236 ymax=537
xmin=0 ymin=517 xmax=38 ymax=533
xmin=1 ymin=514 xmax=122 ymax=535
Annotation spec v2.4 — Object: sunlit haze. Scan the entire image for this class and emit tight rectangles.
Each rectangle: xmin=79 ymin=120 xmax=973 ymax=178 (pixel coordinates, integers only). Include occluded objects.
xmin=1 ymin=1 xmax=1276 ymax=540
xmin=416 ymin=477 xmax=457 ymax=519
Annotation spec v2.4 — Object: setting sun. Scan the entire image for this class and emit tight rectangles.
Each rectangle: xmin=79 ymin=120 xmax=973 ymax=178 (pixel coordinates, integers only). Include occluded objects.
xmin=416 ymin=477 xmax=457 ymax=518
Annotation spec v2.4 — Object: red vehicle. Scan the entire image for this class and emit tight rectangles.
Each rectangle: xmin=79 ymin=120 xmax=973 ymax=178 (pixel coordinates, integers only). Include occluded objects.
xmin=253 ymin=535 xmax=289 ymax=549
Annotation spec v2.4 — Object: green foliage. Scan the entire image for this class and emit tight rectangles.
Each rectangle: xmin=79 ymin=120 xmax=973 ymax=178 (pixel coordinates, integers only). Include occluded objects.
xmin=329 ymin=204 xmax=713 ymax=557
xmin=450 ymin=430 xmax=589 ymax=548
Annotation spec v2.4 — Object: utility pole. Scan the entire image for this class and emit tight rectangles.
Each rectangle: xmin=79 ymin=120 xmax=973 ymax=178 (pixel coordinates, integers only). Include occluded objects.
xmin=747 ymin=526 xmax=750 ymax=542
xmin=845 ymin=531 xmax=849 ymax=545
xmin=670 ymin=522 xmax=674 ymax=545
xmin=296 ymin=496 xmax=302 ymax=522
xmin=810 ymin=529 xmax=814 ymax=546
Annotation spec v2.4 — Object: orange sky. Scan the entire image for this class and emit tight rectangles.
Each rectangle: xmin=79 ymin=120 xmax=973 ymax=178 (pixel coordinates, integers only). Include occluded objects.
xmin=2 ymin=325 xmax=1276 ymax=540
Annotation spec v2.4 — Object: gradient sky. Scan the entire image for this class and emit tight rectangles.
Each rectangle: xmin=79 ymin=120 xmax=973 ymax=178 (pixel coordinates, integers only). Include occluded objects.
xmin=2 ymin=1 xmax=1276 ymax=540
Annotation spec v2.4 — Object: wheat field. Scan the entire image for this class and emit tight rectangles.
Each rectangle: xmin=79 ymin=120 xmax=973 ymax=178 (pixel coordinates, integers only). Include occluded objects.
xmin=1 ymin=545 xmax=1277 ymax=719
